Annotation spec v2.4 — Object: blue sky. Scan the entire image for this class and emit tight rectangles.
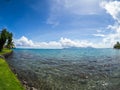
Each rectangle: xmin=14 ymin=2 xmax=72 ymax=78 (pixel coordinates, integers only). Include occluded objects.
xmin=0 ymin=0 xmax=120 ymax=48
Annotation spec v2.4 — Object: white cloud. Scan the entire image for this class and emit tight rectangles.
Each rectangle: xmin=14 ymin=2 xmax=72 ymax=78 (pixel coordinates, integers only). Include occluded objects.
xmin=60 ymin=37 xmax=94 ymax=48
xmin=101 ymin=1 xmax=120 ymax=23
xmin=99 ymin=0 xmax=120 ymax=47
xmin=15 ymin=36 xmax=34 ymax=47
xmin=102 ymin=25 xmax=120 ymax=44
xmin=93 ymin=34 xmax=105 ymax=37
xmin=34 ymin=41 xmax=62 ymax=49
xmin=15 ymin=36 xmax=62 ymax=49
xmin=15 ymin=36 xmax=104 ymax=49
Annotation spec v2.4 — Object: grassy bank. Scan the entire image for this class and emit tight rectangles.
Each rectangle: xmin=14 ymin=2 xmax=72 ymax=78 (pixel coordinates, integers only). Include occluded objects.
xmin=0 ymin=49 xmax=24 ymax=90
xmin=0 ymin=48 xmax=12 ymax=55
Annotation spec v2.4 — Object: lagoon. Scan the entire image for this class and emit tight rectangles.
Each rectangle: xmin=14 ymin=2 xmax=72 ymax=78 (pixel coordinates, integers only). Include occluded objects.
xmin=7 ymin=48 xmax=120 ymax=90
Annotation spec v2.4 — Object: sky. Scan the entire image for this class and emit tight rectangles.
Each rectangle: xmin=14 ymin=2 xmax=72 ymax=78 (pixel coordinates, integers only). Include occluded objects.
xmin=0 ymin=0 xmax=120 ymax=48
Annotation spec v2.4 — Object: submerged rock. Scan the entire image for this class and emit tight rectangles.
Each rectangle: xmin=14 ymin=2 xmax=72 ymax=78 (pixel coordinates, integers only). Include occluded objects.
xmin=79 ymin=80 xmax=88 ymax=85
xmin=79 ymin=73 xmax=89 ymax=79
xmin=30 ymin=87 xmax=37 ymax=90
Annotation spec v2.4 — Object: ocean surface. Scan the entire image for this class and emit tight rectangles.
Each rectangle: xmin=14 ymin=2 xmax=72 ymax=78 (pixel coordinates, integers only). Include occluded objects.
xmin=7 ymin=48 xmax=120 ymax=90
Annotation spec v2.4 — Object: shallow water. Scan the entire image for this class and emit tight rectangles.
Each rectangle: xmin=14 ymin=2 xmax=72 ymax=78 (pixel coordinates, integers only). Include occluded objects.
xmin=7 ymin=48 xmax=120 ymax=90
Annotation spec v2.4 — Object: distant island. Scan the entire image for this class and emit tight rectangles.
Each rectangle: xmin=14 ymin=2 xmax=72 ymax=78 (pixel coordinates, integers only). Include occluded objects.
xmin=114 ymin=42 xmax=120 ymax=49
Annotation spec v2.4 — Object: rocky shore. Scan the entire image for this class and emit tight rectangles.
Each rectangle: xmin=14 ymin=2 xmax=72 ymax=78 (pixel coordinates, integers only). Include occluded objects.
xmin=12 ymin=68 xmax=37 ymax=90
xmin=4 ymin=51 xmax=37 ymax=90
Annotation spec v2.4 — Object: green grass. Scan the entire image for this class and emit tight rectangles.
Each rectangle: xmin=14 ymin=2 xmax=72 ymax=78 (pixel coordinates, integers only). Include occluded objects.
xmin=0 ymin=49 xmax=25 ymax=90
xmin=0 ymin=48 xmax=12 ymax=55
xmin=0 ymin=58 xmax=25 ymax=90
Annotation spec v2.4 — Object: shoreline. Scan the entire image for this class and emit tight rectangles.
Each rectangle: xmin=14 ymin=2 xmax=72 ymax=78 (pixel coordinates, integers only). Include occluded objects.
xmin=4 ymin=50 xmax=37 ymax=90
xmin=9 ymin=65 xmax=37 ymax=90
xmin=0 ymin=49 xmax=25 ymax=90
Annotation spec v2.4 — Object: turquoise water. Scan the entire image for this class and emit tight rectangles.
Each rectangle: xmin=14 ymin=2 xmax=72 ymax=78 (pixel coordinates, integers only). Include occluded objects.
xmin=7 ymin=48 xmax=120 ymax=90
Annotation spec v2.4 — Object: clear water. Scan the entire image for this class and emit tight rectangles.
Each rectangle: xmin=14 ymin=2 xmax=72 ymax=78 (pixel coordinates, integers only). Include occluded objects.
xmin=7 ymin=48 xmax=120 ymax=90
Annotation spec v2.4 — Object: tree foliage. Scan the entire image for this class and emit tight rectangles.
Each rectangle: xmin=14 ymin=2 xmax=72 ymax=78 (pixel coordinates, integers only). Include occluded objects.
xmin=6 ymin=32 xmax=14 ymax=48
xmin=114 ymin=41 xmax=120 ymax=49
xmin=0 ymin=28 xmax=14 ymax=51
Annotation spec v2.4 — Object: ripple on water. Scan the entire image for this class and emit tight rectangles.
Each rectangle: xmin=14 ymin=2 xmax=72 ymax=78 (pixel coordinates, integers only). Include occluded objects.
xmin=7 ymin=49 xmax=120 ymax=90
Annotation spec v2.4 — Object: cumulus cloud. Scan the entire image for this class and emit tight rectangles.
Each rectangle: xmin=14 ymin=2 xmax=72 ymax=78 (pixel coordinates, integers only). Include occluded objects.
xmin=102 ymin=25 xmax=120 ymax=47
xmin=15 ymin=36 xmax=62 ymax=49
xmin=15 ymin=36 xmax=103 ymax=49
xmin=101 ymin=1 xmax=120 ymax=23
xmin=15 ymin=36 xmax=34 ymax=47
xmin=60 ymin=38 xmax=94 ymax=48
xmin=99 ymin=0 xmax=120 ymax=47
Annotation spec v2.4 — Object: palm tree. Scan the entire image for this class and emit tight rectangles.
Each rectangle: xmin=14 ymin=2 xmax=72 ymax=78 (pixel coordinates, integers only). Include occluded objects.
xmin=0 ymin=28 xmax=14 ymax=51
xmin=0 ymin=29 xmax=8 ymax=51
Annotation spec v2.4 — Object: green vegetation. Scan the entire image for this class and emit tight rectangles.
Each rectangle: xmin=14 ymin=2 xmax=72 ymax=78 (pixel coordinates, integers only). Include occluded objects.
xmin=0 ymin=29 xmax=24 ymax=90
xmin=6 ymin=32 xmax=14 ymax=49
xmin=0 ymin=28 xmax=15 ymax=51
xmin=0 ymin=58 xmax=24 ymax=90
xmin=0 ymin=48 xmax=12 ymax=55
xmin=114 ymin=41 xmax=120 ymax=49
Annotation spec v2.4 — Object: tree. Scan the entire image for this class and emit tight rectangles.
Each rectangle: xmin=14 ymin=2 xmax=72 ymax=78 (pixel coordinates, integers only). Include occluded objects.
xmin=0 ymin=29 xmax=8 ymax=51
xmin=6 ymin=32 xmax=14 ymax=49
xmin=0 ymin=28 xmax=14 ymax=51
xmin=114 ymin=41 xmax=120 ymax=49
